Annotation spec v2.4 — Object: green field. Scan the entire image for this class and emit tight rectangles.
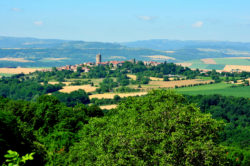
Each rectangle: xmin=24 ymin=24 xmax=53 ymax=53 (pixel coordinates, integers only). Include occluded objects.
xmin=176 ymin=83 xmax=250 ymax=98
xmin=188 ymin=60 xmax=225 ymax=70
xmin=186 ymin=58 xmax=250 ymax=70
xmin=188 ymin=60 xmax=208 ymax=69
xmin=214 ymin=58 xmax=250 ymax=65
xmin=0 ymin=73 xmax=14 ymax=77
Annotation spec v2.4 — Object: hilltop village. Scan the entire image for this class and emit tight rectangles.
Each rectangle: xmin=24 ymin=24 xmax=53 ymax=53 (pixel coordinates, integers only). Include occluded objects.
xmin=55 ymin=53 xmax=247 ymax=74
xmin=57 ymin=53 xmax=162 ymax=72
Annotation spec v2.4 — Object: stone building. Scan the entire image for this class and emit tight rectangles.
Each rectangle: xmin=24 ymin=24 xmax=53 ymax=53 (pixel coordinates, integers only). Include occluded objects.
xmin=96 ymin=53 xmax=101 ymax=64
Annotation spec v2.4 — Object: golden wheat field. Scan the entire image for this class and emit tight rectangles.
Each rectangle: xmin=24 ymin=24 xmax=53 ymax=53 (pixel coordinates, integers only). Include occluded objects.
xmin=100 ymin=105 xmax=118 ymax=110
xmin=223 ymin=65 xmax=250 ymax=72
xmin=0 ymin=67 xmax=49 ymax=74
xmin=149 ymin=77 xmax=164 ymax=81
xmin=140 ymin=79 xmax=213 ymax=90
xmin=127 ymin=74 xmax=178 ymax=81
xmin=59 ymin=85 xmax=97 ymax=93
xmin=89 ymin=92 xmax=148 ymax=99
xmin=127 ymin=74 xmax=137 ymax=80
xmin=48 ymin=81 xmax=71 ymax=86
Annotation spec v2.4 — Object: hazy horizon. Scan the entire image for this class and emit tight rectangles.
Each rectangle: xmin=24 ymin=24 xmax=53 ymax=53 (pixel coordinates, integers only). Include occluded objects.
xmin=2 ymin=35 xmax=250 ymax=44
xmin=1 ymin=0 xmax=250 ymax=42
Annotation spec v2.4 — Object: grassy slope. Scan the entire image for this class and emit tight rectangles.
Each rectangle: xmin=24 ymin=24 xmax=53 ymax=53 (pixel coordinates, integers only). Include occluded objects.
xmin=188 ymin=58 xmax=250 ymax=70
xmin=214 ymin=58 xmax=250 ymax=66
xmin=0 ymin=73 xmax=14 ymax=77
xmin=176 ymin=83 xmax=250 ymax=98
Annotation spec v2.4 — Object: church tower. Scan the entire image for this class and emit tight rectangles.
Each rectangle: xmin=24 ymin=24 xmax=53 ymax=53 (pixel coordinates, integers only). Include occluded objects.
xmin=96 ymin=53 xmax=101 ymax=64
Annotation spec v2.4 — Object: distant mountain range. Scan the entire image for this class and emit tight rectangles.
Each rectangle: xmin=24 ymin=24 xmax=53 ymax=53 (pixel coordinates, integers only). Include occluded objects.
xmin=0 ymin=36 xmax=249 ymax=68
xmin=122 ymin=39 xmax=250 ymax=51
xmin=0 ymin=36 xmax=123 ymax=49
xmin=2 ymin=36 xmax=250 ymax=51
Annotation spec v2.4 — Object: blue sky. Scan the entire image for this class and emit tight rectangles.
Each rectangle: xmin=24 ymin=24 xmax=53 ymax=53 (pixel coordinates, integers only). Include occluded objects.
xmin=0 ymin=0 xmax=250 ymax=42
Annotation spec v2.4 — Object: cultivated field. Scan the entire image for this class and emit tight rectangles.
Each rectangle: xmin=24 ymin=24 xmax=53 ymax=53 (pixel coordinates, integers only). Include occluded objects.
xmin=89 ymin=92 xmax=148 ymax=99
xmin=0 ymin=73 xmax=13 ymax=77
xmin=0 ymin=67 xmax=49 ymax=74
xmin=0 ymin=57 xmax=33 ymax=62
xmin=188 ymin=60 xmax=209 ymax=69
xmin=223 ymin=65 xmax=250 ymax=72
xmin=48 ymin=81 xmax=71 ymax=86
xmin=182 ymin=57 xmax=250 ymax=70
xmin=139 ymin=79 xmax=213 ymax=90
xmin=127 ymin=74 xmax=137 ymax=80
xmin=128 ymin=74 xmax=173 ymax=81
xmin=201 ymin=58 xmax=217 ymax=64
xmin=100 ymin=105 xmax=117 ymax=110
xmin=224 ymin=57 xmax=250 ymax=59
xmin=164 ymin=51 xmax=175 ymax=53
xmin=59 ymin=85 xmax=97 ymax=93
xmin=214 ymin=58 xmax=250 ymax=66
xmin=149 ymin=77 xmax=164 ymax=81
xmin=176 ymin=83 xmax=250 ymax=98
xmin=66 ymin=78 xmax=103 ymax=85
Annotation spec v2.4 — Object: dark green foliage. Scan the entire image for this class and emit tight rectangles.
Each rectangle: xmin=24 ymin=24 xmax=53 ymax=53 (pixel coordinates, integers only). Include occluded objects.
xmin=0 ymin=77 xmax=62 ymax=101
xmin=186 ymin=94 xmax=250 ymax=147
xmin=87 ymin=65 xmax=110 ymax=78
xmin=52 ymin=90 xmax=90 ymax=107
xmin=0 ymin=95 xmax=104 ymax=165
xmin=66 ymin=90 xmax=228 ymax=165
xmin=225 ymin=147 xmax=250 ymax=166
xmin=163 ymin=76 xmax=169 ymax=81
xmin=0 ymin=108 xmax=31 ymax=163
xmin=115 ymin=86 xmax=140 ymax=93
xmin=34 ymin=69 xmax=78 ymax=82
xmin=135 ymin=73 xmax=150 ymax=84
xmin=96 ymin=77 xmax=118 ymax=93
xmin=116 ymin=73 xmax=130 ymax=86
xmin=69 ymin=79 xmax=91 ymax=85
xmin=90 ymin=96 xmax=124 ymax=106
xmin=84 ymin=104 xmax=104 ymax=117
xmin=186 ymin=94 xmax=250 ymax=165
xmin=85 ymin=61 xmax=202 ymax=81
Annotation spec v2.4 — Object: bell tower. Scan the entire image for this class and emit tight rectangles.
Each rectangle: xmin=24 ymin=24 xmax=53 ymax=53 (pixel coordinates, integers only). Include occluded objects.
xmin=96 ymin=53 xmax=101 ymax=64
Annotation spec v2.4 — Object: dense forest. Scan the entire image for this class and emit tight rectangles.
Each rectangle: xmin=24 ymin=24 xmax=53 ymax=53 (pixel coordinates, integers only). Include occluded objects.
xmin=0 ymin=95 xmax=103 ymax=165
xmin=0 ymin=90 xmax=249 ymax=165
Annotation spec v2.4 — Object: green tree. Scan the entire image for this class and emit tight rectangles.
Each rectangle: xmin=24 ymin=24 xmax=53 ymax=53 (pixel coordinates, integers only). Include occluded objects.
xmin=66 ymin=90 xmax=228 ymax=165
xmin=163 ymin=76 xmax=169 ymax=81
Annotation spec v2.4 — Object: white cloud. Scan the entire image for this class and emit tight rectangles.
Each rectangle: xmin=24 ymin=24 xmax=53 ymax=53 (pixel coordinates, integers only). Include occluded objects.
xmin=12 ymin=8 xmax=21 ymax=12
xmin=192 ymin=21 xmax=204 ymax=28
xmin=137 ymin=16 xmax=156 ymax=21
xmin=34 ymin=21 xmax=43 ymax=26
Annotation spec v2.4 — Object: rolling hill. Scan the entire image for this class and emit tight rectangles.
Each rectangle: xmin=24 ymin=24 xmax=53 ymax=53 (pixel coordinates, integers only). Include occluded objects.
xmin=122 ymin=39 xmax=250 ymax=51
xmin=0 ymin=37 xmax=249 ymax=68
